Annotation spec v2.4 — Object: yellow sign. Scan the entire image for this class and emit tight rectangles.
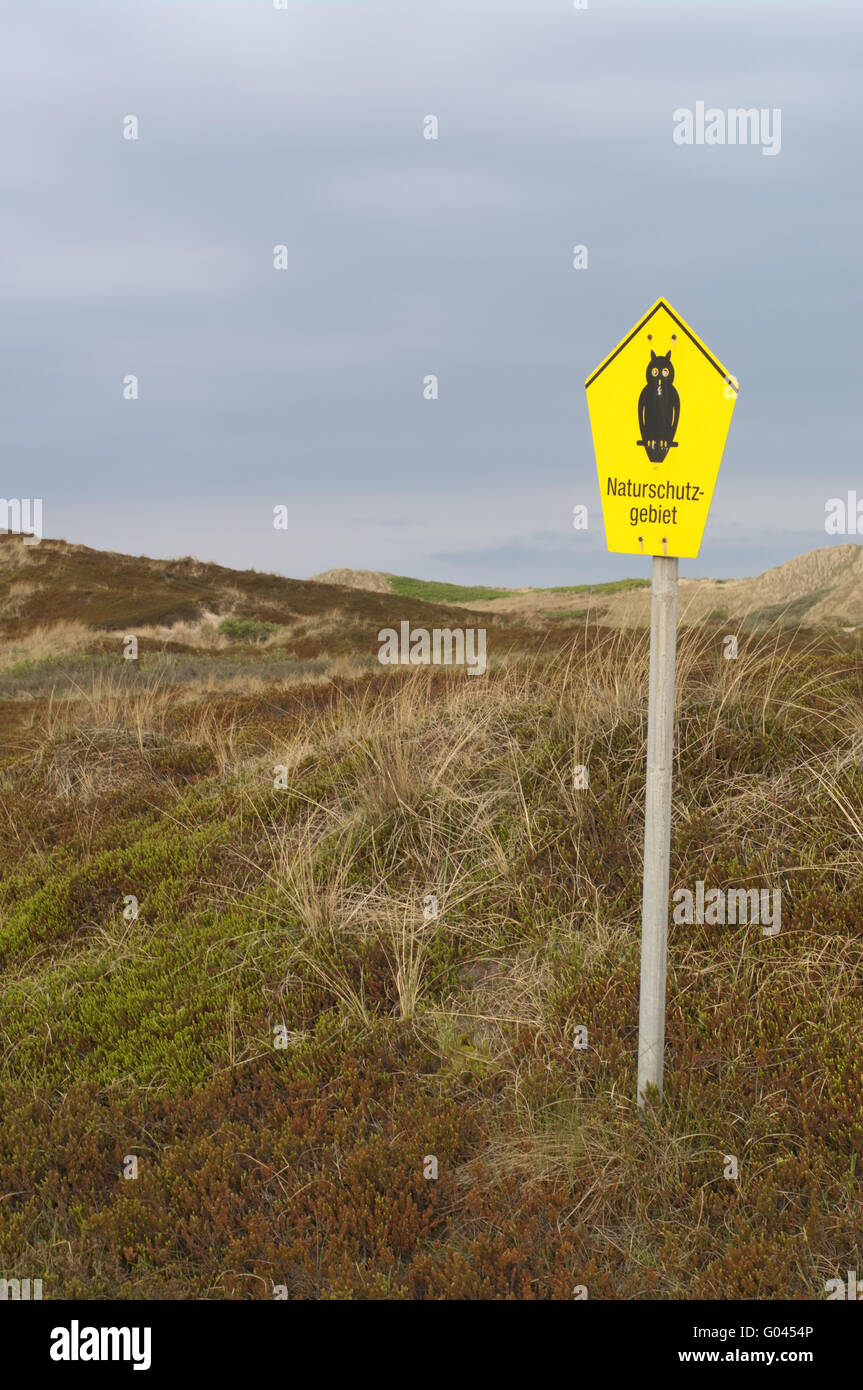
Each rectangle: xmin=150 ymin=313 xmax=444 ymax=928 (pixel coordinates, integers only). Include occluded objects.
xmin=585 ymin=298 xmax=738 ymax=558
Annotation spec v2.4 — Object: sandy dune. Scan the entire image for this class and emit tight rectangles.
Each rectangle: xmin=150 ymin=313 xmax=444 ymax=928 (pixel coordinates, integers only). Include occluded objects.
xmin=315 ymin=545 xmax=863 ymax=629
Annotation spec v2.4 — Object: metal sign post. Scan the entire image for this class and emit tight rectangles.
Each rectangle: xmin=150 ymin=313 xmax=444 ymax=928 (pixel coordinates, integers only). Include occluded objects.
xmin=636 ymin=554 xmax=678 ymax=1105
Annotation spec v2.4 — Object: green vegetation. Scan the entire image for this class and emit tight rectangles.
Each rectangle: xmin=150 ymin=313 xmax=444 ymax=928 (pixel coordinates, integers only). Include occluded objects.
xmin=388 ymin=574 xmax=651 ymax=604
xmin=388 ymin=575 xmax=511 ymax=602
xmin=543 ymin=608 xmax=589 ymax=621
xmin=2 ymin=534 xmax=862 ymax=1299
xmin=217 ymin=616 xmax=280 ymax=643
xmin=743 ymin=589 xmax=828 ymax=629
xmin=545 ymin=578 xmax=651 ymax=595
xmin=2 ymin=622 xmax=863 ymax=1298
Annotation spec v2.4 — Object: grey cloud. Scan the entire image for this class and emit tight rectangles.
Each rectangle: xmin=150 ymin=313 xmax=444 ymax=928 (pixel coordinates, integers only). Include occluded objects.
xmin=2 ymin=0 xmax=860 ymax=582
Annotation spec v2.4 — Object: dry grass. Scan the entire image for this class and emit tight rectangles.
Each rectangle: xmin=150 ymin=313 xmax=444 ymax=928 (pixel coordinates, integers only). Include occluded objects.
xmin=2 ymin=614 xmax=863 ymax=1298
xmin=135 ymin=610 xmax=230 ymax=650
xmin=0 ymin=535 xmax=37 ymax=567
xmin=0 ymin=618 xmax=90 ymax=672
xmin=30 ymin=670 xmax=173 ymax=746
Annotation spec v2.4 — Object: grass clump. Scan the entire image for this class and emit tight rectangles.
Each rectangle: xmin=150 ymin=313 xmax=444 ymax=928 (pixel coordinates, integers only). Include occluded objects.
xmin=217 ymin=616 xmax=281 ymax=643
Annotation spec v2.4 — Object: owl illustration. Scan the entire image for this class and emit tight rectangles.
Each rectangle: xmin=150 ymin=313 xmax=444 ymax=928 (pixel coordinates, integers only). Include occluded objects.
xmin=637 ymin=350 xmax=680 ymax=463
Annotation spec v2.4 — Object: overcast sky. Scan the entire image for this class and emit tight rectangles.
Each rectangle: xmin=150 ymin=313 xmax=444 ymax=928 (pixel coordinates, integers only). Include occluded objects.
xmin=2 ymin=0 xmax=861 ymax=585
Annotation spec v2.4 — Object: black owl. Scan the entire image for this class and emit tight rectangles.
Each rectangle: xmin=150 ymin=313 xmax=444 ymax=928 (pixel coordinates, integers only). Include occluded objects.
xmin=637 ymin=350 xmax=680 ymax=463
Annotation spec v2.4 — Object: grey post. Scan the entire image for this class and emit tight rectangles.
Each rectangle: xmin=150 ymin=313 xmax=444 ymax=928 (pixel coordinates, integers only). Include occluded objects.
xmin=637 ymin=553 xmax=678 ymax=1105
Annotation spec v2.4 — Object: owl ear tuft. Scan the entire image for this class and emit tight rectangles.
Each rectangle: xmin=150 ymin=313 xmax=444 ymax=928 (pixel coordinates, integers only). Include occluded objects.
xmin=666 ymin=350 xmax=672 ymax=360
xmin=650 ymin=350 xmax=657 ymax=361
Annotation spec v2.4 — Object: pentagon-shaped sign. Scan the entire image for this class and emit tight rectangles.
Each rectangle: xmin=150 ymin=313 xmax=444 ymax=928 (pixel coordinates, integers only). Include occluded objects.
xmin=585 ymin=298 xmax=739 ymax=558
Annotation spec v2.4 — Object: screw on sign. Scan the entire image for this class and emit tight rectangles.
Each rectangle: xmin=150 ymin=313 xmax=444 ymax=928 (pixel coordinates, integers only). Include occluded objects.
xmin=584 ymin=298 xmax=739 ymax=1106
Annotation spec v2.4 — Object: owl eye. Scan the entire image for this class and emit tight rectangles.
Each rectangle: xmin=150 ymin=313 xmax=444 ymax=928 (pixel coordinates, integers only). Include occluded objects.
xmin=662 ymin=368 xmax=669 ymax=376
xmin=651 ymin=368 xmax=658 ymax=376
